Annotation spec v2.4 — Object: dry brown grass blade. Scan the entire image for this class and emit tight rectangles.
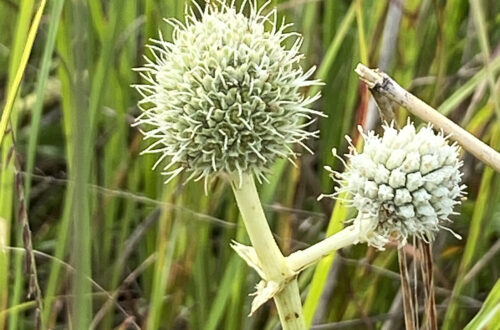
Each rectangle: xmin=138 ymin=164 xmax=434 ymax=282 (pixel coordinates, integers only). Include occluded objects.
xmin=12 ymin=147 xmax=43 ymax=330
xmin=398 ymin=248 xmax=416 ymax=330
xmin=421 ymin=242 xmax=438 ymax=330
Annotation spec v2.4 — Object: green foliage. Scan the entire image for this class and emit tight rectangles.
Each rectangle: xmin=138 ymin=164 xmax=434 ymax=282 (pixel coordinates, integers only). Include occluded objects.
xmin=0 ymin=0 xmax=499 ymax=329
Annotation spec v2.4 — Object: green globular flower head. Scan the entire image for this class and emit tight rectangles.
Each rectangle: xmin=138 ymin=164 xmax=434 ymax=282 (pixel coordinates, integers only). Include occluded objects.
xmin=324 ymin=122 xmax=466 ymax=250
xmin=133 ymin=0 xmax=322 ymax=187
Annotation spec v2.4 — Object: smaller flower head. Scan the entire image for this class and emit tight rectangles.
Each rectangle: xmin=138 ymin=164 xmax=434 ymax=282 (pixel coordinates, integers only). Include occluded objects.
xmin=323 ymin=122 xmax=465 ymax=249
xmin=133 ymin=0 xmax=322 ymax=189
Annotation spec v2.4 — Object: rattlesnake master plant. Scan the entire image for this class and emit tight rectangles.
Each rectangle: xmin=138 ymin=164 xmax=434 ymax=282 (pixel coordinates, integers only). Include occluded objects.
xmin=324 ymin=122 xmax=465 ymax=249
xmin=134 ymin=0 xmax=322 ymax=186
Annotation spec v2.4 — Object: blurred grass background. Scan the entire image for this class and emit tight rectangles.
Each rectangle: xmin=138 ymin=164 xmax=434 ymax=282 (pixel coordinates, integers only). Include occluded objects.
xmin=0 ymin=0 xmax=499 ymax=329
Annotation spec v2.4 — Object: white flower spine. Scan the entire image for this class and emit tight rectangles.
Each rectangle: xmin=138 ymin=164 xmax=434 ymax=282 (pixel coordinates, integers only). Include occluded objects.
xmin=133 ymin=0 xmax=322 ymax=186
xmin=325 ymin=122 xmax=466 ymax=249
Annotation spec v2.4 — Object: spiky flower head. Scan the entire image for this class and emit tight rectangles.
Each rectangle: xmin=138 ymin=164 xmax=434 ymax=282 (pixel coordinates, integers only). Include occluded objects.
xmin=133 ymin=0 xmax=322 ymax=187
xmin=324 ymin=122 xmax=465 ymax=250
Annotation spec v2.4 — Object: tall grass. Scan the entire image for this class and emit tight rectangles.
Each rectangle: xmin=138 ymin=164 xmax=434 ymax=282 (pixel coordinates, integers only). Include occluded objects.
xmin=0 ymin=0 xmax=499 ymax=329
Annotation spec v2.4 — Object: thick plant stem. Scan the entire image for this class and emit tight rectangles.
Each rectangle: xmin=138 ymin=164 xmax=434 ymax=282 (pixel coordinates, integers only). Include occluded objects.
xmin=230 ymin=172 xmax=305 ymax=330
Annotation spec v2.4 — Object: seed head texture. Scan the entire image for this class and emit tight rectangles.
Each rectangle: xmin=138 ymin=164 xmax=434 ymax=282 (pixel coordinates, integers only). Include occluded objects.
xmin=134 ymin=0 xmax=322 ymax=186
xmin=325 ymin=122 xmax=465 ymax=249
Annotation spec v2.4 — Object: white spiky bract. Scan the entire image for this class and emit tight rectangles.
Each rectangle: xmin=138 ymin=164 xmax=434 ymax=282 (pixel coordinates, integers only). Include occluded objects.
xmin=325 ymin=122 xmax=465 ymax=249
xmin=133 ymin=0 xmax=322 ymax=186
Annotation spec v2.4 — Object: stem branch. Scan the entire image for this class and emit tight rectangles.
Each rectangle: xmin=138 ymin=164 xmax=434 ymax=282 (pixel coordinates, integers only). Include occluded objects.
xmin=230 ymin=172 xmax=305 ymax=330
xmin=286 ymin=220 xmax=371 ymax=272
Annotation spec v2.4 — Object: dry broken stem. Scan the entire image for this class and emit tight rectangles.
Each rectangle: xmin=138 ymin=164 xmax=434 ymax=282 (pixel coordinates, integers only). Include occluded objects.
xmin=355 ymin=63 xmax=500 ymax=173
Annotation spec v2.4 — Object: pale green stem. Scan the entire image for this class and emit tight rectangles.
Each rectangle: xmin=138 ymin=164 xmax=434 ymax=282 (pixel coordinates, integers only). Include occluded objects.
xmin=230 ymin=172 xmax=305 ymax=330
xmin=287 ymin=220 xmax=372 ymax=273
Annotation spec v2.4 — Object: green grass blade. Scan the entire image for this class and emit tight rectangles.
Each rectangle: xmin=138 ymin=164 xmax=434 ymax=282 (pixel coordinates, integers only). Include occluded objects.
xmin=2 ymin=1 xmax=38 ymax=329
xmin=146 ymin=204 xmax=180 ymax=330
xmin=437 ymin=56 xmax=500 ymax=116
xmin=206 ymin=255 xmax=241 ymax=330
xmin=442 ymin=125 xmax=500 ymax=329
xmin=355 ymin=0 xmax=368 ymax=65
xmin=25 ymin=0 xmax=65 ymax=203
xmin=310 ymin=3 xmax=356 ymax=97
xmin=69 ymin=0 xmax=92 ymax=327
xmin=303 ymin=192 xmax=349 ymax=327
xmin=464 ymin=278 xmax=500 ymax=330
xmin=0 ymin=0 xmax=47 ymax=147
xmin=469 ymin=0 xmax=500 ymax=118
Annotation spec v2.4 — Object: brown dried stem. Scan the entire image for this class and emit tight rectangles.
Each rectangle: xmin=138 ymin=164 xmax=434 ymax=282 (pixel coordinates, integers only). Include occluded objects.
xmin=355 ymin=63 xmax=500 ymax=173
